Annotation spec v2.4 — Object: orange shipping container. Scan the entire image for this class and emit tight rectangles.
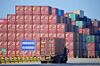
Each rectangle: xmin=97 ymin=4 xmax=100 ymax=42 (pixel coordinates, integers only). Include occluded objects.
xmin=16 ymin=33 xmax=24 ymax=40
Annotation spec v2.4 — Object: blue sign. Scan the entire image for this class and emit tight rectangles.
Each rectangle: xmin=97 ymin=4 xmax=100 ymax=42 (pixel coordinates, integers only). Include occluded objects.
xmin=21 ymin=40 xmax=36 ymax=50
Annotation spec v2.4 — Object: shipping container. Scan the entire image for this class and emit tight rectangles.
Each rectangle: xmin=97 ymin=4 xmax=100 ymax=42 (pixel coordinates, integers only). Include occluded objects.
xmin=32 ymin=6 xmax=41 ymax=15
xmin=75 ymin=21 xmax=85 ymax=28
xmin=57 ymin=24 xmax=67 ymax=33
xmin=68 ymin=14 xmax=79 ymax=21
xmin=41 ymin=15 xmax=49 ymax=24
xmin=52 ymin=8 xmax=58 ymax=15
xmin=49 ymin=15 xmax=60 ymax=23
xmin=40 ymin=38 xmax=65 ymax=56
xmin=33 ymin=15 xmax=41 ymax=24
xmin=58 ymin=9 xmax=64 ymax=16
xmin=72 ymin=10 xmax=84 ymax=18
xmin=87 ymin=35 xmax=95 ymax=43
xmin=16 ymin=6 xmax=24 ymax=14
xmin=24 ymin=6 xmax=32 ymax=15
xmin=41 ymin=6 xmax=52 ymax=15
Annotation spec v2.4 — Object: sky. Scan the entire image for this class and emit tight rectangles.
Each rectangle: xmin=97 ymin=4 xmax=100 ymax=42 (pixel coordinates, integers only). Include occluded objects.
xmin=0 ymin=0 xmax=100 ymax=20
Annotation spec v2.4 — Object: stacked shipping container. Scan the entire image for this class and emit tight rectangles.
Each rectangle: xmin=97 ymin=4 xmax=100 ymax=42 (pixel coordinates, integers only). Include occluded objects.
xmin=0 ymin=6 xmax=100 ymax=58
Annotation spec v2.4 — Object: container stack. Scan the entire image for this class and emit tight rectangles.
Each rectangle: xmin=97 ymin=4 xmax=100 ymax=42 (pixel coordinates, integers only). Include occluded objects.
xmin=0 ymin=19 xmax=7 ymax=57
xmin=0 ymin=6 xmax=100 ymax=58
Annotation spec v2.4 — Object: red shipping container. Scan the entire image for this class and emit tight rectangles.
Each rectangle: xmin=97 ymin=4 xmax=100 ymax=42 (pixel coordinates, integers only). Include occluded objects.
xmin=8 ymin=33 xmax=16 ymax=41
xmin=16 ymin=24 xmax=24 ymax=29
xmin=87 ymin=43 xmax=95 ymax=51
xmin=33 ymin=24 xmax=40 ymax=29
xmin=16 ymin=41 xmax=21 ymax=50
xmin=65 ymin=32 xmax=75 ymax=41
xmin=49 ymin=33 xmax=56 ymax=38
xmin=49 ymin=24 xmax=57 ymax=29
xmin=7 ymin=14 xmax=16 ymax=23
xmin=24 ymin=15 xmax=32 ymax=24
xmin=17 ymin=51 xmax=24 ymax=57
xmin=25 ymin=33 xmax=32 ymax=40
xmin=16 ymin=29 xmax=24 ymax=32
xmin=40 ymin=38 xmax=65 ymax=56
xmin=57 ymin=33 xmax=65 ymax=38
xmin=52 ymin=8 xmax=58 ymax=15
xmin=41 ymin=15 xmax=49 ymax=24
xmin=40 ymin=28 xmax=48 ymax=33
xmin=64 ymin=13 xmax=69 ymax=17
xmin=33 ymin=33 xmax=40 ymax=41
xmin=36 ymin=41 xmax=40 ymax=50
xmin=88 ymin=50 xmax=95 ymax=57
xmin=16 ymin=33 xmax=24 ymax=40
xmin=8 ymin=50 xmax=12 ymax=57
xmin=41 ymin=33 xmax=49 ymax=37
xmin=25 ymin=29 xmax=33 ymax=33
xmin=25 ymin=24 xmax=32 ymax=29
xmin=25 ymin=51 xmax=32 ymax=57
xmin=32 ymin=6 xmax=41 ymax=15
xmin=66 ymin=42 xmax=75 ymax=50
xmin=40 ymin=24 xmax=48 ymax=29
xmin=57 ymin=24 xmax=67 ymax=33
xmin=34 ymin=50 xmax=40 ymax=57
xmin=0 ymin=19 xmax=7 ymax=32
xmin=41 ymin=6 xmax=51 ymax=15
xmin=2 ymin=33 xmax=7 ymax=41
xmin=33 ymin=29 xmax=40 ymax=33
xmin=24 ymin=6 xmax=32 ymax=15
xmin=16 ymin=6 xmax=24 ymax=14
xmin=33 ymin=15 xmax=41 ymax=24
xmin=0 ymin=33 xmax=4 ymax=41
xmin=16 ymin=15 xmax=24 ymax=21
xmin=49 ymin=15 xmax=60 ymax=24
xmin=83 ymin=28 xmax=90 ymax=35
xmin=68 ymin=50 xmax=74 ymax=58
xmin=79 ymin=28 xmax=83 ymax=34
xmin=16 ymin=20 xmax=24 ymax=24
xmin=2 ymin=42 xmax=7 ymax=48
xmin=71 ymin=21 xmax=76 ymax=25
xmin=49 ymin=29 xmax=56 ymax=33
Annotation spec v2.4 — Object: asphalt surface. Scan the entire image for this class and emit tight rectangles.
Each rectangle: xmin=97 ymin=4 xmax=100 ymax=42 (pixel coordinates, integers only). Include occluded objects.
xmin=0 ymin=58 xmax=100 ymax=66
xmin=0 ymin=63 xmax=100 ymax=66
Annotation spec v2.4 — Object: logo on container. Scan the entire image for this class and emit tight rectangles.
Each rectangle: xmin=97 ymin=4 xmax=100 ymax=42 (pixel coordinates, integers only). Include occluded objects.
xmin=21 ymin=40 xmax=36 ymax=51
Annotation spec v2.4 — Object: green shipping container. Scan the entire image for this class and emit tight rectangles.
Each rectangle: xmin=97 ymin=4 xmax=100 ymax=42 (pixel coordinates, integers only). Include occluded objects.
xmin=68 ymin=14 xmax=78 ymax=20
xmin=76 ymin=21 xmax=84 ymax=28
xmin=87 ymin=35 xmax=95 ymax=43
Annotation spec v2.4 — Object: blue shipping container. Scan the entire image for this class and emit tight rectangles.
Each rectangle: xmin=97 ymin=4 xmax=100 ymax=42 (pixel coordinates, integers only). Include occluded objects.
xmin=58 ymin=10 xmax=64 ymax=16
